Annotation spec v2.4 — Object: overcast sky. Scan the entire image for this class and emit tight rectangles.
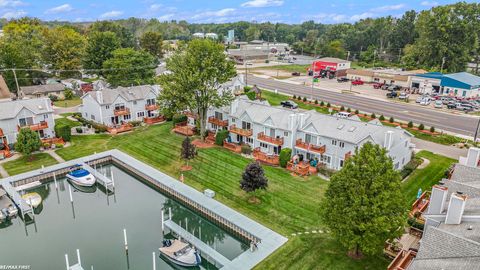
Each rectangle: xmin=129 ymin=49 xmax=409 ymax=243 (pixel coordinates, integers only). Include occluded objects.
xmin=0 ymin=0 xmax=476 ymax=23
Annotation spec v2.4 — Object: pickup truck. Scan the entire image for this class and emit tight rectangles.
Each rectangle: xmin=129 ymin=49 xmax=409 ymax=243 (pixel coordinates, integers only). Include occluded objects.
xmin=280 ymin=100 xmax=298 ymax=109
xmin=373 ymin=82 xmax=384 ymax=89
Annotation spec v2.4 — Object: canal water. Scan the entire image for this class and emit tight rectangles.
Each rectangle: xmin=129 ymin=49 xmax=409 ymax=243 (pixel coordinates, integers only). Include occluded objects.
xmin=0 ymin=165 xmax=248 ymax=270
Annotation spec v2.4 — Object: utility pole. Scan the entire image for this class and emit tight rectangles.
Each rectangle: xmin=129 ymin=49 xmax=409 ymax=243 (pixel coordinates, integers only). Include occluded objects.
xmin=398 ymin=48 xmax=402 ymax=63
xmin=440 ymin=57 xmax=446 ymax=73
xmin=12 ymin=68 xmax=20 ymax=98
xmin=346 ymin=51 xmax=350 ymax=61
xmin=373 ymin=50 xmax=377 ymax=68
xmin=474 ymin=117 xmax=480 ymax=143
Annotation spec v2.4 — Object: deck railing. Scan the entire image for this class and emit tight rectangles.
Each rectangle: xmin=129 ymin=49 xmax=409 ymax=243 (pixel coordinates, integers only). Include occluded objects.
xmin=387 ymin=250 xmax=416 ymax=270
xmin=173 ymin=122 xmax=195 ymax=136
xmin=114 ymin=108 xmax=130 ymax=116
xmin=145 ymin=104 xmax=159 ymax=111
xmin=295 ymin=139 xmax=326 ymax=154
xmin=253 ymin=147 xmax=279 ymax=166
xmin=107 ymin=123 xmax=133 ymax=135
xmin=286 ymin=161 xmax=310 ymax=176
xmin=143 ymin=116 xmax=165 ymax=125
xmin=257 ymin=132 xmax=284 ymax=146
xmin=223 ymin=141 xmax=242 ymax=153
xmin=18 ymin=121 xmax=48 ymax=131
xmin=208 ymin=116 xmax=228 ymax=127
xmin=229 ymin=124 xmax=253 ymax=137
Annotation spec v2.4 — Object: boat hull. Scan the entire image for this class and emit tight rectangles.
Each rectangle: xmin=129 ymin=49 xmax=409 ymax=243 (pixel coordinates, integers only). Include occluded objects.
xmin=159 ymin=251 xmax=200 ymax=267
xmin=66 ymin=173 xmax=96 ymax=187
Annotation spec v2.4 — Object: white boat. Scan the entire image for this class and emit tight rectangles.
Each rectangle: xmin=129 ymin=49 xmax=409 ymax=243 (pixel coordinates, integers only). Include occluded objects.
xmin=21 ymin=192 xmax=42 ymax=208
xmin=0 ymin=188 xmax=18 ymax=220
xmin=67 ymin=167 xmax=96 ymax=187
xmin=159 ymin=239 xmax=201 ymax=267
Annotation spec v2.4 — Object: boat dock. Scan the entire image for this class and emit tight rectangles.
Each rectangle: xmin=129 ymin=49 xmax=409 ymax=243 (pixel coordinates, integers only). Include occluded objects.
xmin=82 ymin=163 xmax=114 ymax=193
xmin=163 ymin=219 xmax=230 ymax=267
xmin=1 ymin=181 xmax=32 ymax=217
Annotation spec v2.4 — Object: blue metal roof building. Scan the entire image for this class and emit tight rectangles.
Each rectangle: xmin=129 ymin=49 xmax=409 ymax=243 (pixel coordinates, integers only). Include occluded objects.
xmin=413 ymin=72 xmax=480 ymax=97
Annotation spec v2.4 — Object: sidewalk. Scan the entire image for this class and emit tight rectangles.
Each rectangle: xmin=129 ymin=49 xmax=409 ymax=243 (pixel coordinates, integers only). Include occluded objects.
xmin=412 ymin=138 xmax=467 ymax=160
xmin=46 ymin=150 xmax=65 ymax=163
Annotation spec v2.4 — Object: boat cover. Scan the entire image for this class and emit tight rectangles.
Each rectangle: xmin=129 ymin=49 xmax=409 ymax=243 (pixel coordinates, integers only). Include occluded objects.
xmin=69 ymin=169 xmax=90 ymax=178
xmin=159 ymin=240 xmax=189 ymax=257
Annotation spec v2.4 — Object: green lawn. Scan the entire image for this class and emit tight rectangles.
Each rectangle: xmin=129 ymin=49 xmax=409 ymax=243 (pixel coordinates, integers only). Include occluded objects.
xmin=53 ymin=97 xmax=82 ymax=108
xmin=254 ymin=64 xmax=311 ymax=74
xmin=262 ymin=91 xmax=330 ymax=114
xmin=55 ymin=123 xmax=388 ymax=269
xmin=401 ymin=151 xmax=456 ymax=204
xmin=3 ymin=153 xmax=58 ymax=175
xmin=54 ymin=116 xmax=82 ymax=129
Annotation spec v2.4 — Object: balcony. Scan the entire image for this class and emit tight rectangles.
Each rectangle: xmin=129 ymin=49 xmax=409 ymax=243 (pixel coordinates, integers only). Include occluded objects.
xmin=286 ymin=161 xmax=310 ymax=176
xmin=41 ymin=137 xmax=65 ymax=145
xmin=229 ymin=124 xmax=253 ymax=137
xmin=387 ymin=250 xmax=417 ymax=270
xmin=223 ymin=141 xmax=242 ymax=153
xmin=114 ymin=108 xmax=130 ymax=116
xmin=206 ymin=131 xmax=216 ymax=144
xmin=257 ymin=132 xmax=284 ymax=146
xmin=208 ymin=116 xmax=228 ymax=127
xmin=18 ymin=121 xmax=49 ymax=131
xmin=295 ymin=139 xmax=326 ymax=154
xmin=409 ymin=191 xmax=430 ymax=223
xmin=253 ymin=147 xmax=279 ymax=166
xmin=173 ymin=122 xmax=195 ymax=136
xmin=145 ymin=104 xmax=159 ymax=111
xmin=107 ymin=123 xmax=133 ymax=135
xmin=143 ymin=115 xmax=165 ymax=125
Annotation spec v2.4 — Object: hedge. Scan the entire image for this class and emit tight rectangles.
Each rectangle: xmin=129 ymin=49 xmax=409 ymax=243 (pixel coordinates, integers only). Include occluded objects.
xmin=172 ymin=114 xmax=188 ymax=126
xmin=279 ymin=148 xmax=292 ymax=168
xmin=246 ymin=91 xmax=256 ymax=100
xmin=215 ymin=130 xmax=229 ymax=146
xmin=72 ymin=114 xmax=108 ymax=133
xmin=54 ymin=124 xmax=71 ymax=142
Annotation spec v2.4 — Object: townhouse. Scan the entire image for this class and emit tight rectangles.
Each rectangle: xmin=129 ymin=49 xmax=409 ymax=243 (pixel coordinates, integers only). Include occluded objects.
xmin=0 ymin=98 xmax=55 ymax=149
xmin=207 ymin=96 xmax=413 ymax=170
xmin=80 ymin=85 xmax=163 ymax=128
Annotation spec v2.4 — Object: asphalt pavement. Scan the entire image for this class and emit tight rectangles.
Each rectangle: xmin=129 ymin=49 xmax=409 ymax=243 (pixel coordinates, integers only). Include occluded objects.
xmin=247 ymin=75 xmax=479 ymax=137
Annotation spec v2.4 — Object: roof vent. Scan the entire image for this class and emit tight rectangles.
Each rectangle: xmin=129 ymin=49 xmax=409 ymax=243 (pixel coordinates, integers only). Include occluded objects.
xmin=38 ymin=105 xmax=44 ymax=110
xmin=467 ymin=225 xmax=473 ymax=231
xmin=456 ymin=191 xmax=464 ymax=195
xmin=348 ymin=126 xmax=356 ymax=132
xmin=337 ymin=124 xmax=345 ymax=130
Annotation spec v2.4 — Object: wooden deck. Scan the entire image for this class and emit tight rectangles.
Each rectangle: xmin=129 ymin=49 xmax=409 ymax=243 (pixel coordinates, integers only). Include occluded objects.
xmin=229 ymin=125 xmax=253 ymax=137
xmin=257 ymin=132 xmax=283 ymax=146
xmin=253 ymin=148 xmax=279 ymax=166
xmin=223 ymin=141 xmax=242 ymax=153
xmin=18 ymin=121 xmax=48 ymax=132
xmin=143 ymin=116 xmax=165 ymax=125
xmin=208 ymin=116 xmax=228 ymax=127
xmin=286 ymin=161 xmax=310 ymax=176
xmin=295 ymin=139 xmax=326 ymax=154
xmin=387 ymin=250 xmax=416 ymax=270
xmin=173 ymin=122 xmax=195 ymax=136
xmin=409 ymin=191 xmax=430 ymax=223
xmin=113 ymin=108 xmax=130 ymax=116
xmin=107 ymin=123 xmax=133 ymax=135
xmin=205 ymin=131 xmax=216 ymax=144
xmin=41 ymin=137 xmax=65 ymax=145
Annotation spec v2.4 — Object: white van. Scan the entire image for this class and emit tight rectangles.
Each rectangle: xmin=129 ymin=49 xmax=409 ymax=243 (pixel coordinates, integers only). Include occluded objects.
xmin=336 ymin=112 xmax=351 ymax=119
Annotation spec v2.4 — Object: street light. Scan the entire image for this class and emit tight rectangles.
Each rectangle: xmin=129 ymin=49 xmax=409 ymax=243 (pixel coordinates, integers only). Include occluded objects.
xmin=474 ymin=117 xmax=480 ymax=143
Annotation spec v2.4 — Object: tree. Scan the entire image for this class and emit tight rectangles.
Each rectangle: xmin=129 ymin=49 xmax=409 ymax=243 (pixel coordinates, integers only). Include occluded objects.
xmin=139 ymin=31 xmax=164 ymax=59
xmin=15 ymin=128 xmax=42 ymax=159
xmin=321 ymin=142 xmax=407 ymax=257
xmin=103 ymin=48 xmax=156 ymax=87
xmin=181 ymin=137 xmax=197 ymax=169
xmin=83 ymin=31 xmax=121 ymax=74
xmin=157 ymin=39 xmax=236 ymax=141
xmin=240 ymin=162 xmax=268 ymax=202
xmin=245 ymin=25 xmax=260 ymax=41
xmin=89 ymin=21 xmax=135 ymax=48
xmin=64 ymin=89 xmax=74 ymax=100
xmin=42 ymin=26 xmax=86 ymax=78
xmin=279 ymin=148 xmax=292 ymax=168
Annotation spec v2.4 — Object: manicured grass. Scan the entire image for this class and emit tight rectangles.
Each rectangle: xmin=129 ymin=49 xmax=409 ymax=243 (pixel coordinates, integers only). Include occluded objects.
xmin=54 ymin=123 xmax=389 ymax=269
xmin=401 ymin=151 xmax=456 ymax=204
xmin=53 ymin=97 xmax=82 ymax=108
xmin=254 ymin=64 xmax=311 ymax=74
xmin=3 ymin=153 xmax=58 ymax=176
xmin=262 ymin=91 xmax=330 ymax=114
xmin=54 ymin=116 xmax=82 ymax=129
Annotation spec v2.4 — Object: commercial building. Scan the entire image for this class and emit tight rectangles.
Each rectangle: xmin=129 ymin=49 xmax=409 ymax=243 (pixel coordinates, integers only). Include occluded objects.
xmin=412 ymin=72 xmax=480 ymax=97
xmin=347 ymin=68 xmax=427 ymax=88
xmin=310 ymin=57 xmax=351 ymax=77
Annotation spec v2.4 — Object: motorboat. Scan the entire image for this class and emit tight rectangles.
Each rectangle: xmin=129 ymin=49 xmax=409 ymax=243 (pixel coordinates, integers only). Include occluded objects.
xmin=159 ymin=239 xmax=201 ymax=267
xmin=21 ymin=192 xmax=42 ymax=208
xmin=0 ymin=188 xmax=18 ymax=221
xmin=67 ymin=167 xmax=96 ymax=187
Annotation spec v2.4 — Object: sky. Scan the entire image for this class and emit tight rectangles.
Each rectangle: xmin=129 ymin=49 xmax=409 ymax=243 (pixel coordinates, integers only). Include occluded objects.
xmin=0 ymin=0 xmax=475 ymax=24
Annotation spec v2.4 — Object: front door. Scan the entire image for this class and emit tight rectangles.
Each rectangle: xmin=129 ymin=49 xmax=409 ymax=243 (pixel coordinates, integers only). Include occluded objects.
xmin=38 ymin=130 xmax=44 ymax=138
xmin=111 ymin=116 xmax=119 ymax=125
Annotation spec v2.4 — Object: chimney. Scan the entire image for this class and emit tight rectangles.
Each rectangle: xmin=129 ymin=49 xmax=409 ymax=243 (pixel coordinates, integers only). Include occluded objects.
xmin=427 ymin=185 xmax=448 ymax=215
xmin=445 ymin=192 xmax=467 ymax=225
xmin=465 ymin=147 xmax=480 ymax=167
xmin=230 ymin=98 xmax=239 ymax=114
xmin=298 ymin=113 xmax=306 ymax=128
xmin=97 ymin=91 xmax=103 ymax=104
xmin=383 ymin=131 xmax=394 ymax=150
xmin=288 ymin=114 xmax=297 ymax=130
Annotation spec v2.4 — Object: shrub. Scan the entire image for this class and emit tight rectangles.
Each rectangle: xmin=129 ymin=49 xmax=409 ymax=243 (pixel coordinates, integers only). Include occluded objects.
xmin=279 ymin=148 xmax=292 ymax=168
xmin=320 ymin=101 xmax=325 ymax=106
xmin=48 ymin=94 xmax=58 ymax=102
xmin=371 ymin=113 xmax=376 ymax=119
xmin=355 ymin=109 xmax=359 ymax=114
xmin=389 ymin=117 xmax=394 ymax=123
xmin=340 ymin=106 xmax=345 ymax=111
xmin=172 ymin=114 xmax=188 ymax=126
xmin=408 ymin=121 xmax=414 ymax=128
xmin=215 ymin=130 xmax=229 ymax=146
xmin=76 ymin=127 xmax=83 ymax=133
xmin=379 ymin=115 xmax=385 ymax=121
xmin=15 ymin=128 xmax=41 ymax=156
xmin=246 ymin=91 xmax=256 ymax=100
xmin=55 ymin=143 xmax=64 ymax=149
xmin=292 ymin=95 xmax=296 ymax=99
xmin=418 ymin=123 xmax=425 ymax=130
xmin=64 ymin=89 xmax=74 ymax=100
xmin=303 ymin=97 xmax=307 ymax=102
xmin=297 ymin=96 xmax=302 ymax=101
xmin=244 ymin=86 xmax=252 ymax=92
xmin=241 ymin=144 xmax=252 ymax=155
xmin=314 ymin=99 xmax=318 ymax=105
xmin=326 ymin=103 xmax=331 ymax=108
xmin=43 ymin=142 xmax=50 ymax=149
xmin=130 ymin=120 xmax=142 ymax=127
xmin=430 ymin=126 xmax=435 ymax=133
xmin=55 ymin=124 xmax=71 ymax=142
xmin=317 ymin=165 xmax=336 ymax=178
xmin=347 ymin=108 xmax=351 ymax=113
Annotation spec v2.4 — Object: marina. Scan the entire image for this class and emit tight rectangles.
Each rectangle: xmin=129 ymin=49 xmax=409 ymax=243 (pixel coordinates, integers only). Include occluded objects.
xmin=0 ymin=150 xmax=287 ymax=269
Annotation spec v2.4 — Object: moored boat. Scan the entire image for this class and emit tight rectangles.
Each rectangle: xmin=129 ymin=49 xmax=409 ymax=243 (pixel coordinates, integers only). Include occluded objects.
xmin=21 ymin=192 xmax=42 ymax=208
xmin=67 ymin=166 xmax=96 ymax=187
xmin=0 ymin=188 xmax=18 ymax=220
xmin=159 ymin=239 xmax=201 ymax=267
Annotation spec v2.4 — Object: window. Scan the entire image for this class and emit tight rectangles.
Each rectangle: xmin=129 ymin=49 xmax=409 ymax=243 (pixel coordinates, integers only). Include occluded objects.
xmin=339 ymin=142 xmax=345 ymax=148
xmin=394 ymin=162 xmax=400 ymax=169
xmin=137 ymin=111 xmax=145 ymax=118
xmin=215 ymin=111 xmax=223 ymax=120
xmin=231 ymin=118 xmax=235 ymax=123
xmin=339 ymin=159 xmax=344 ymax=168
xmin=147 ymin=98 xmax=156 ymax=105
xmin=124 ymin=114 xmax=131 ymax=120
xmin=18 ymin=117 xmax=33 ymax=127
xmin=43 ymin=114 xmax=48 ymax=120
xmin=91 ymin=115 xmax=95 ymax=120
xmin=305 ymin=134 xmax=317 ymax=144
xmin=405 ymin=140 xmax=408 ymax=147
xmin=246 ymin=137 xmax=253 ymax=144
xmin=284 ymin=131 xmax=289 ymax=137
xmin=332 ymin=139 xmax=338 ymax=146
xmin=260 ymin=142 xmax=268 ymax=148
xmin=402 ymin=158 xmax=405 ymax=165
xmin=105 ymin=105 xmax=110 ymax=109
xmin=241 ymin=121 xmax=251 ymax=130
xmin=211 ymin=124 xmax=218 ymax=130
xmin=322 ymin=155 xmax=331 ymax=164
xmin=133 ymin=101 xmax=137 ymax=105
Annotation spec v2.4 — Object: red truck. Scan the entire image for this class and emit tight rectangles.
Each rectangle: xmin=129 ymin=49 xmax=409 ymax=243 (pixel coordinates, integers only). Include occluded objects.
xmin=373 ymin=82 xmax=384 ymax=89
xmin=351 ymin=79 xmax=364 ymax=86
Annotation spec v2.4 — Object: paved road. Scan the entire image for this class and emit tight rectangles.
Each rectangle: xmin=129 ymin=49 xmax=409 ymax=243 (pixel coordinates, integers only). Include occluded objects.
xmin=412 ymin=138 xmax=467 ymax=160
xmin=248 ymin=75 xmax=479 ymax=137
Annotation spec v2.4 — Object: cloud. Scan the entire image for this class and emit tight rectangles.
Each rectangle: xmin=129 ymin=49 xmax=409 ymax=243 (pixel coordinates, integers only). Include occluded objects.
xmin=45 ymin=4 xmax=73 ymax=14
xmin=100 ymin=10 xmax=124 ymax=19
xmin=313 ymin=13 xmax=348 ymax=23
xmin=420 ymin=1 xmax=439 ymax=6
xmin=241 ymin=0 xmax=284 ymax=8
xmin=371 ymin=4 xmax=405 ymax=12
xmin=0 ymin=0 xmax=24 ymax=7
xmin=1 ymin=9 xmax=26 ymax=18
xmin=158 ymin=13 xmax=174 ymax=21
xmin=192 ymin=8 xmax=235 ymax=19
xmin=350 ymin=12 xmax=374 ymax=21
xmin=149 ymin=4 xmax=162 ymax=11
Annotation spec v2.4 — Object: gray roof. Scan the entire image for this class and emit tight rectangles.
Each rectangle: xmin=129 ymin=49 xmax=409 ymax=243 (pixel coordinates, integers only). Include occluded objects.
xmin=445 ymin=72 xmax=480 ymax=87
xmin=0 ymin=98 xmax=53 ymax=120
xmin=231 ymin=98 xmax=293 ymax=130
xmin=316 ymin=57 xmax=350 ymax=64
xmin=20 ymin=83 xmax=65 ymax=95
xmin=84 ymin=85 xmax=159 ymax=105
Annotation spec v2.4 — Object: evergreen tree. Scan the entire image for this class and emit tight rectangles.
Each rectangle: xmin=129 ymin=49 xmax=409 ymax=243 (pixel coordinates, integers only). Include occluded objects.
xmin=240 ymin=162 xmax=268 ymax=200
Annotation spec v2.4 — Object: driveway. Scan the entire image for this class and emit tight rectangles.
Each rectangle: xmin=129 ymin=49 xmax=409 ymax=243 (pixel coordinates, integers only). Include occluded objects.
xmin=412 ymin=138 xmax=466 ymax=160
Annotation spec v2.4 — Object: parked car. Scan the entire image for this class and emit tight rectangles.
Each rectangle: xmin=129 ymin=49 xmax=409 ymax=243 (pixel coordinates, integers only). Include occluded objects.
xmin=291 ymin=72 xmax=301 ymax=76
xmin=280 ymin=100 xmax=298 ymax=109
xmin=387 ymin=85 xmax=401 ymax=91
xmin=337 ymin=77 xmax=349 ymax=83
xmin=416 ymin=96 xmax=424 ymax=103
xmin=373 ymin=82 xmax=384 ymax=89
xmin=447 ymin=102 xmax=457 ymax=109
xmin=434 ymin=100 xmax=443 ymax=108
xmin=381 ymin=84 xmax=391 ymax=90
xmin=335 ymin=112 xmax=352 ymax=118
xmin=420 ymin=98 xmax=431 ymax=106
xmin=351 ymin=79 xmax=364 ymax=85
xmin=398 ymin=92 xmax=409 ymax=100
xmin=386 ymin=91 xmax=398 ymax=98
xmin=456 ymin=103 xmax=474 ymax=112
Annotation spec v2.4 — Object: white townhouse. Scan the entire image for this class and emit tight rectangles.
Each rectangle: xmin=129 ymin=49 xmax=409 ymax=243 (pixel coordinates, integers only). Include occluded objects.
xmin=80 ymin=85 xmax=162 ymax=127
xmin=207 ymin=96 xmax=414 ymax=170
xmin=0 ymin=98 xmax=55 ymax=146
